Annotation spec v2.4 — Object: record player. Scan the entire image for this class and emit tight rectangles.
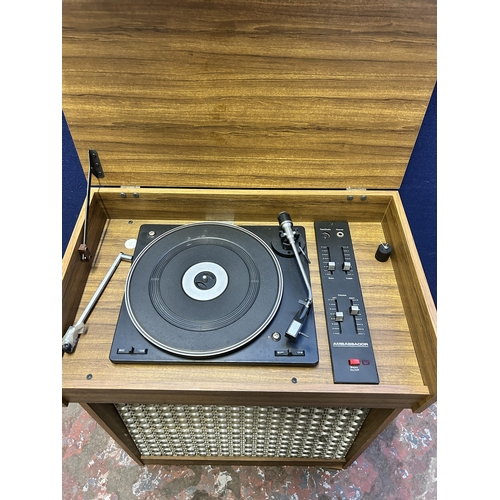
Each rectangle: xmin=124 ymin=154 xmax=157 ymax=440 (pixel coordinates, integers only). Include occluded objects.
xmin=62 ymin=0 xmax=437 ymax=469
xmin=109 ymin=219 xmax=320 ymax=366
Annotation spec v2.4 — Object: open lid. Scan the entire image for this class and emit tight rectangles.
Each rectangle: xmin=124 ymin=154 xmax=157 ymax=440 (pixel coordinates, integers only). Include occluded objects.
xmin=62 ymin=0 xmax=436 ymax=189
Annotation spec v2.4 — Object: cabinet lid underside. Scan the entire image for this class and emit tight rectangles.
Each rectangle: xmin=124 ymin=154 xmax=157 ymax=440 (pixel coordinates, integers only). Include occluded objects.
xmin=62 ymin=0 xmax=436 ymax=190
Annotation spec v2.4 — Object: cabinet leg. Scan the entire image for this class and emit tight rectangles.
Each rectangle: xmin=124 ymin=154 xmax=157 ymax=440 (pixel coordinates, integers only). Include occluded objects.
xmin=344 ymin=408 xmax=400 ymax=468
xmin=81 ymin=402 xmax=144 ymax=466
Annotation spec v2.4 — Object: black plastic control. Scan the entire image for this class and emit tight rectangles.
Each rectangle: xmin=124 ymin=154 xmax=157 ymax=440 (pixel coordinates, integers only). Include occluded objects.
xmin=314 ymin=221 xmax=379 ymax=384
xmin=274 ymin=349 xmax=306 ymax=357
xmin=116 ymin=347 xmax=148 ymax=355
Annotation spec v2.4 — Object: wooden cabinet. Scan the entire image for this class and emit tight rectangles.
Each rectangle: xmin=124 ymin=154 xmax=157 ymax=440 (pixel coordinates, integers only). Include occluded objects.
xmin=62 ymin=0 xmax=436 ymax=469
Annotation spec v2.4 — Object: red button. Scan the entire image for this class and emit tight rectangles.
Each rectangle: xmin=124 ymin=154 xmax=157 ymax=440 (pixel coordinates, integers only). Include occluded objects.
xmin=349 ymin=358 xmax=360 ymax=366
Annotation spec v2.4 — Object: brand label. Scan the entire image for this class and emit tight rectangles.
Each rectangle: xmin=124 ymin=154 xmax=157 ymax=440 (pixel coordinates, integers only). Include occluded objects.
xmin=332 ymin=342 xmax=369 ymax=347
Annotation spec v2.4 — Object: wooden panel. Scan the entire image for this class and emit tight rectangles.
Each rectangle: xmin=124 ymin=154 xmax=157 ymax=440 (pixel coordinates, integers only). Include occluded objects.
xmin=62 ymin=0 xmax=436 ymax=189
xmin=81 ymin=403 xmax=144 ymax=466
xmin=63 ymin=386 xmax=428 ymax=409
xmin=382 ymin=194 xmax=437 ymax=412
xmin=62 ymin=189 xmax=429 ymax=408
xmin=141 ymin=456 xmax=345 ymax=469
xmin=98 ymin=188 xmax=391 ymax=223
xmin=62 ymin=193 xmax=107 ymax=335
xmin=343 ymin=408 xmax=400 ymax=467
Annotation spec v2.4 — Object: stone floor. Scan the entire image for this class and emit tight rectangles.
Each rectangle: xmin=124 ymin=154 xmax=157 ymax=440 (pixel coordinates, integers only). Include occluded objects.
xmin=62 ymin=402 xmax=437 ymax=499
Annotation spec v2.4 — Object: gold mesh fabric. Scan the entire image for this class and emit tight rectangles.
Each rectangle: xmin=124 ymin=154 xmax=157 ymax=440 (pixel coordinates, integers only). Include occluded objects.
xmin=115 ymin=404 xmax=370 ymax=459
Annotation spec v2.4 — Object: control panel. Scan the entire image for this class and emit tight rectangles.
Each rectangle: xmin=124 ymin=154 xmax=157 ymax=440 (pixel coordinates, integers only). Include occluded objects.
xmin=314 ymin=222 xmax=379 ymax=384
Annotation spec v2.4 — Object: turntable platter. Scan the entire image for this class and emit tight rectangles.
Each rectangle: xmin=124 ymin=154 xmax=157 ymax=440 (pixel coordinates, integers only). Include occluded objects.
xmin=125 ymin=222 xmax=283 ymax=357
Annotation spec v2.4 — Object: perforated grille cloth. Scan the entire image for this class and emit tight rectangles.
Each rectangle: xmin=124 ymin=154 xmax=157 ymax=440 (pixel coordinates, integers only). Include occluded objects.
xmin=115 ymin=404 xmax=370 ymax=459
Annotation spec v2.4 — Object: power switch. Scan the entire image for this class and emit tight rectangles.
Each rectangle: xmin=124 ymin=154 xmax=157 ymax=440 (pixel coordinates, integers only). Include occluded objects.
xmin=349 ymin=358 xmax=360 ymax=366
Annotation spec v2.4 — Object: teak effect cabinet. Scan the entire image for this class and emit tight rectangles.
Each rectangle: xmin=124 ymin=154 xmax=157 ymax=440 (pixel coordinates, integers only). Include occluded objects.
xmin=62 ymin=0 xmax=437 ymax=469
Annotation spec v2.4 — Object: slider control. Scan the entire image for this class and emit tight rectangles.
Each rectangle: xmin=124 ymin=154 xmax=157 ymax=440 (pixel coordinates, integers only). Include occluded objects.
xmin=349 ymin=304 xmax=360 ymax=316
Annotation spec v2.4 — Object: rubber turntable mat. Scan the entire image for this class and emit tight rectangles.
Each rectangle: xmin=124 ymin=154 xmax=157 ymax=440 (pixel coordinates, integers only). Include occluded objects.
xmin=125 ymin=222 xmax=283 ymax=357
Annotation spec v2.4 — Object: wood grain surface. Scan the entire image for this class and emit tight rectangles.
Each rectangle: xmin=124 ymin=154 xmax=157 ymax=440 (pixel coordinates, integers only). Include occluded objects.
xmin=62 ymin=0 xmax=436 ymax=189
xmin=62 ymin=189 xmax=432 ymax=409
xmin=62 ymin=193 xmax=107 ymax=334
xmin=382 ymin=194 xmax=437 ymax=412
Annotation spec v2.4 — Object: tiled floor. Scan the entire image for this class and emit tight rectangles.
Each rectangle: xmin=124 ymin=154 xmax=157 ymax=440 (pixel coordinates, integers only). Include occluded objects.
xmin=62 ymin=402 xmax=437 ymax=499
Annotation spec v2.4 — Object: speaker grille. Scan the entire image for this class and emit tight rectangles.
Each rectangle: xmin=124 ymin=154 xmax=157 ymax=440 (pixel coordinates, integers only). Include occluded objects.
xmin=115 ymin=404 xmax=370 ymax=459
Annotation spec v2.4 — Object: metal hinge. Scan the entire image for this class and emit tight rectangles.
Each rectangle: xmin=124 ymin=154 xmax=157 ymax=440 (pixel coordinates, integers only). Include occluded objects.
xmin=119 ymin=187 xmax=141 ymax=198
xmin=346 ymin=187 xmax=367 ymax=201
xmin=89 ymin=150 xmax=104 ymax=179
